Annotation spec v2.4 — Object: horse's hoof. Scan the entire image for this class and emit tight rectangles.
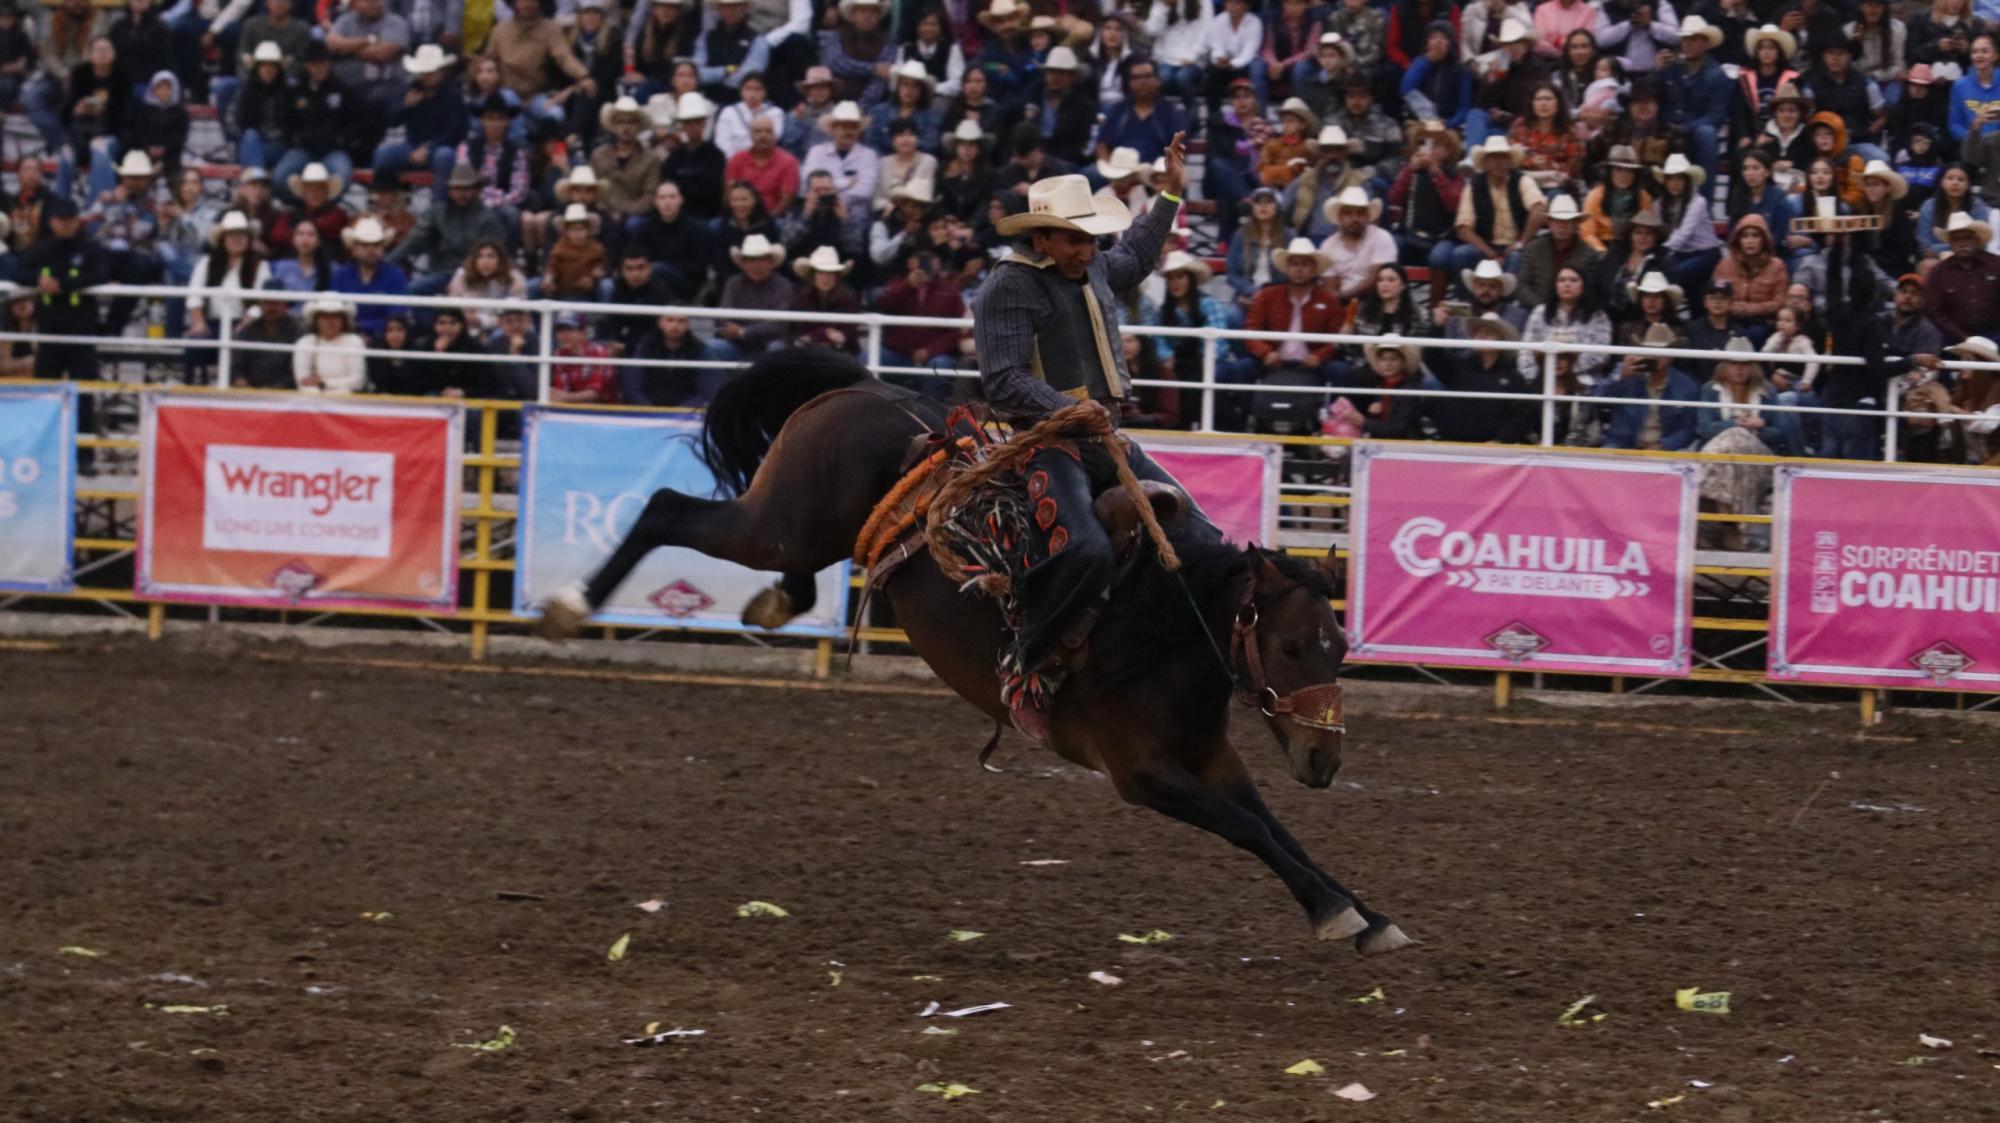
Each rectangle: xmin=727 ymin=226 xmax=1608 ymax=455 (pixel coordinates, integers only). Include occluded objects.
xmin=1315 ymin=907 xmax=1369 ymax=942
xmin=741 ymin=585 xmax=795 ymax=630
xmin=1355 ymin=921 xmax=1416 ymax=957
xmin=534 ymin=586 xmax=590 ymax=642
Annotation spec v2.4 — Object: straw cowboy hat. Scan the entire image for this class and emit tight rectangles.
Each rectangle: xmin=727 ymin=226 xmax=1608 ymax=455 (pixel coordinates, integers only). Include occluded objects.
xmin=1676 ymin=14 xmax=1724 ymax=47
xmin=1720 ymin=335 xmax=1763 ymax=363
xmin=445 ymin=162 xmax=488 ymax=190
xmin=1365 ymin=334 xmax=1425 ymax=369
xmin=1628 ymin=203 xmax=1665 ymax=230
xmin=1546 ymin=194 xmax=1582 ymax=221
xmin=341 ymin=215 xmax=389 ymax=248
xmin=1277 ymin=97 xmax=1320 ymax=132
xmin=1605 ymin=144 xmax=1644 ymax=170
xmin=1321 ymin=185 xmax=1383 ymax=225
xmin=1316 ymin=31 xmax=1355 ymax=60
xmin=795 ymin=65 xmax=834 ymax=92
xmin=559 ymin=203 xmax=601 ymax=233
xmin=206 ymin=209 xmax=260 ymax=246
xmin=304 ymin=297 xmax=354 ymax=321
xmin=1628 ymin=270 xmax=1685 ymax=307
xmin=1660 ymin=152 xmax=1706 ymax=189
xmin=1094 ymin=145 xmax=1151 ymax=182
xmin=889 ymin=177 xmax=936 ymax=205
xmin=949 ymin=118 xmax=989 ymax=148
xmin=1947 ymin=336 xmax=2000 ymax=362
xmin=730 ymin=232 xmax=786 ymax=264
xmin=1862 ymin=158 xmax=1909 ymax=200
xmin=674 ymin=91 xmax=713 ymax=121
xmin=557 ymin=165 xmax=600 ymax=194
xmin=288 ymin=161 xmax=344 ymax=199
xmin=1043 ymin=45 xmax=1081 ymax=71
xmin=1769 ymin=80 xmax=1812 ymax=112
xmin=1270 ymin=236 xmax=1334 ymax=276
xmin=890 ymin=59 xmax=936 ymax=89
xmin=1158 ymin=249 xmax=1213 ymax=285
xmin=598 ymin=94 xmax=648 ymax=131
xmin=1936 ymin=209 xmax=1994 ymax=245
xmin=1311 ymin=124 xmax=1354 ymax=152
xmin=998 ymin=173 xmax=1133 ymax=237
xmin=824 ymin=100 xmax=864 ymax=126
xmin=1469 ymin=311 xmax=1521 ymax=343
xmin=1494 ymin=17 xmax=1530 ymax=45
xmin=977 ymin=0 xmax=1026 ymax=29
xmin=1638 ymin=322 xmax=1679 ymax=349
xmin=402 ymin=42 xmax=454 ymax=76
xmin=1743 ymin=22 xmax=1797 ymax=60
xmin=251 ymin=40 xmax=284 ymax=65
xmin=1471 ymin=134 xmax=1524 ymax=166
xmin=1459 ymin=257 xmax=1518 ymax=298
xmin=115 ymin=150 xmax=155 ymax=178
xmin=793 ymin=245 xmax=854 ymax=277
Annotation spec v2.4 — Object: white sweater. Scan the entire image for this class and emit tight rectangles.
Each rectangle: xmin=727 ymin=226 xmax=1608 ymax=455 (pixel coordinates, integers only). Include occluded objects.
xmin=293 ymin=332 xmax=368 ymax=394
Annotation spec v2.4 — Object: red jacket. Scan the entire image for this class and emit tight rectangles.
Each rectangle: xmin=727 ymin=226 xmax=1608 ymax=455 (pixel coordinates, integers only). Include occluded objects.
xmin=1244 ymin=281 xmax=1342 ymax=363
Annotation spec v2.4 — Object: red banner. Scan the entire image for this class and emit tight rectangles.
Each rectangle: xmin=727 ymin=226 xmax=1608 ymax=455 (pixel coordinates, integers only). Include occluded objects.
xmin=139 ymin=395 xmax=463 ymax=609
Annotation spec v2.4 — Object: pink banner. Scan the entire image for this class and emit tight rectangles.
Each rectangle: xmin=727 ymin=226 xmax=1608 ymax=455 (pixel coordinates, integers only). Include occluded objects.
xmin=1770 ymin=467 xmax=2000 ymax=690
xmin=1139 ymin=439 xmax=1280 ymax=546
xmin=1348 ymin=446 xmax=1697 ymax=675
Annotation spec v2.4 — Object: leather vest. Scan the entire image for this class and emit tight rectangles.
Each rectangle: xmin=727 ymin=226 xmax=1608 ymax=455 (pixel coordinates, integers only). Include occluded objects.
xmin=999 ymin=253 xmax=1130 ymax=402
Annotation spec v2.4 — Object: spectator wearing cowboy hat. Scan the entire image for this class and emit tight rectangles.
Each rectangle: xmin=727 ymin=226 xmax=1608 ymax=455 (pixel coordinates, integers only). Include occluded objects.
xmin=713 ymin=232 xmax=794 ymax=362
xmin=819 ymin=0 xmax=894 ymax=105
xmin=788 ymin=244 xmax=863 ymax=353
xmin=1944 ymin=335 xmax=2000 ymax=464
xmin=540 ymin=204 xmax=608 ymax=300
xmin=1148 ymin=250 xmax=1250 ymax=425
xmin=1855 ymin=159 xmax=1919 ymax=277
xmin=331 ymin=216 xmax=410 ymax=337
xmin=1245 ymin=237 xmax=1343 ymax=377
xmin=456 ymin=94 xmax=532 ymax=212
xmin=1440 ymin=135 xmax=1547 ymax=283
xmin=661 ymin=92 xmax=728 ymax=221
xmin=801 ymin=100 xmax=879 ymax=214
xmin=392 ymin=163 xmax=510 ymax=296
xmin=1432 ymin=312 xmax=1538 ymax=444
xmin=1733 ymin=24 xmax=1802 ymax=145
xmin=234 ymin=40 xmax=295 ymax=173
xmin=185 ymin=209 xmax=269 ymax=351
xmin=1620 ymin=269 xmax=1690 ymax=350
xmin=1661 ymin=15 xmax=1732 ymax=181
xmin=1580 ymin=145 xmax=1654 ymax=253
xmin=1657 ymin=153 xmax=1726 ymax=291
xmin=896 ymin=7 xmax=965 ymax=101
xmin=869 ymin=59 xmax=945 ymax=155
xmin=1024 ymin=47 xmax=1098 ymax=167
xmin=269 ymin=161 xmax=351 ymax=262
xmin=1512 ymin=193 xmax=1598 ymax=313
xmin=271 ymin=41 xmax=358 ymax=203
xmin=1260 ymin=97 xmax=1319 ymax=188
xmin=1467 ymin=19 xmax=1550 ymax=142
xmin=1925 ymin=209 xmax=2000 ymax=342
xmin=1297 ymin=30 xmax=1359 ymax=121
xmin=868 ymin=177 xmax=936 ymax=272
xmin=1442 ymin=256 xmax=1528 ymax=337
xmin=1596 ymin=321 xmax=1701 ymax=451
xmin=374 ymin=43 xmax=467 ymax=186
xmin=1338 ymin=337 xmax=1436 ymax=440
xmin=1317 ymin=185 xmax=1396 ymax=301
xmin=590 ymin=96 xmax=664 ymax=218
xmin=939 ymin=118 xmax=994 ymax=221
xmin=293 ymin=297 xmax=367 ymax=394
xmin=1585 ymin=74 xmax=1682 ymax=172
xmin=1285 ymin=124 xmax=1371 ymax=240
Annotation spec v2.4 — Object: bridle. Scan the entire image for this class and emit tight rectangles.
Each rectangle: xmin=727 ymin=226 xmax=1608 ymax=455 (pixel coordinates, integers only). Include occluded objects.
xmin=1227 ymin=586 xmax=1346 ymax=734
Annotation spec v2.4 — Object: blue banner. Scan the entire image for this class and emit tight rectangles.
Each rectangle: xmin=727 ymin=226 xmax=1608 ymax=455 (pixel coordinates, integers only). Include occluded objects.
xmin=515 ymin=409 xmax=850 ymax=637
xmin=0 ymin=384 xmax=76 ymax=593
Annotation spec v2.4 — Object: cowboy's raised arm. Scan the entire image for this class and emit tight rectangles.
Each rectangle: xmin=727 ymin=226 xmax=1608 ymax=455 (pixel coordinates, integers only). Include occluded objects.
xmin=1102 ymin=132 xmax=1187 ymax=291
xmin=974 ymin=268 xmax=1078 ymax=419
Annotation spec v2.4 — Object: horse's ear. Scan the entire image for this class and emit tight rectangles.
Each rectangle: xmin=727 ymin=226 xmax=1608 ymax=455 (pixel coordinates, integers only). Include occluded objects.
xmin=1317 ymin=547 xmax=1343 ymax=584
xmin=1246 ymin=544 xmax=1288 ymax=594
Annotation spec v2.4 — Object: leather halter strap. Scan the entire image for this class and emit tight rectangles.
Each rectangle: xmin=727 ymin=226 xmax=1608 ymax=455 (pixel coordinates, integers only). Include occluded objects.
xmin=1227 ymin=586 xmax=1346 ymax=732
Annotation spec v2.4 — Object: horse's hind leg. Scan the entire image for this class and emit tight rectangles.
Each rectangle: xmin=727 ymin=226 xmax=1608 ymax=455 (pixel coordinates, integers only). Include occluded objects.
xmin=742 ymin=569 xmax=820 ymax=630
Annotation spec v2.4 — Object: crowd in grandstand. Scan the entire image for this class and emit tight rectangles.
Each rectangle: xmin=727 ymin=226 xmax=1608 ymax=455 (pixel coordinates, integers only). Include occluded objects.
xmin=4 ymin=0 xmax=2000 ymax=470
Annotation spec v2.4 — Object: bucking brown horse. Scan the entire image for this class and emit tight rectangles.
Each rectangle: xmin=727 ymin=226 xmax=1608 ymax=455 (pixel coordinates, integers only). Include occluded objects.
xmin=537 ymin=348 xmax=1410 ymax=955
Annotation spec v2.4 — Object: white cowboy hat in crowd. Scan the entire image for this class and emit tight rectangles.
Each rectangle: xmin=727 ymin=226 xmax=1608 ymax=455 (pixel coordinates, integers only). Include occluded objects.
xmin=1277 ymin=96 xmax=1320 ymax=132
xmin=1312 ymin=124 xmax=1353 ymax=151
xmin=825 ymin=100 xmax=864 ymax=125
xmin=115 ymin=150 xmax=155 ymax=178
xmin=1270 ymin=236 xmax=1333 ymax=276
xmin=1676 ymin=14 xmax=1724 ymax=47
xmin=644 ymin=92 xmax=678 ymax=129
xmin=793 ymin=244 xmax=855 ymax=277
xmin=1472 ymin=134 xmax=1524 ymax=166
xmin=837 ymin=0 xmax=881 ymax=17
xmin=1862 ymin=158 xmax=1909 ymax=201
xmin=977 ymin=0 xmax=1025 ymax=28
xmin=288 ymin=161 xmax=344 ymax=199
xmin=1605 ymin=144 xmax=1644 ymax=170
xmin=1937 ymin=209 xmax=1994 ymax=245
xmin=1460 ymin=257 xmax=1518 ymax=298
xmin=1628 ymin=270 xmax=1686 ymax=307
xmin=341 ymin=215 xmax=389 ymax=247
xmin=1660 ymin=152 xmax=1707 ymax=189
xmin=557 ymin=165 xmax=600 ymax=194
xmin=1044 ymin=45 xmax=1081 ymax=71
xmin=1470 ymin=311 xmax=1521 ymax=343
xmin=1365 ymin=334 xmax=1425 ymax=369
xmin=1321 ymin=184 xmax=1383 ymax=225
xmin=304 ymin=297 xmax=353 ymax=321
xmin=1495 ymin=18 xmax=1530 ymax=45
xmin=890 ymin=177 xmax=936 ymax=205
xmin=731 ymin=232 xmax=786 ymax=264
xmin=206 ymin=209 xmax=260 ymax=246
xmin=1743 ymin=22 xmax=1797 ymax=59
xmin=997 ymin=173 xmax=1133 ymax=237
xmin=1947 ymin=336 xmax=2000 ymax=363
xmin=1546 ymin=194 xmax=1582 ymax=221
xmin=598 ymin=94 xmax=648 ymax=132
xmin=1158 ymin=249 xmax=1213 ymax=284
xmin=674 ymin=92 xmax=714 ymax=121
xmin=890 ymin=59 xmax=936 ymax=88
xmin=1317 ymin=31 xmax=1355 ymax=59
xmin=402 ymin=43 xmax=455 ymax=76
xmin=559 ymin=203 xmax=601 ymax=232
xmin=251 ymin=40 xmax=284 ymax=65
xmin=950 ymin=118 xmax=988 ymax=146
xmin=1094 ymin=145 xmax=1151 ymax=182
xmin=1639 ymin=322 xmax=1679 ymax=349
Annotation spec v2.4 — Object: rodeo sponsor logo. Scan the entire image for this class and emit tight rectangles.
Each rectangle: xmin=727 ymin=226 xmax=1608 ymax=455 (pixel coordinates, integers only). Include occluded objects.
xmin=1390 ymin=517 xmax=1652 ymax=600
xmin=203 ymin=444 xmax=394 ymax=559
xmin=1483 ymin=621 xmax=1548 ymax=662
xmin=267 ymin=560 xmax=323 ymax=598
xmin=649 ymin=579 xmax=715 ymax=618
xmin=1909 ymin=641 xmax=1974 ymax=685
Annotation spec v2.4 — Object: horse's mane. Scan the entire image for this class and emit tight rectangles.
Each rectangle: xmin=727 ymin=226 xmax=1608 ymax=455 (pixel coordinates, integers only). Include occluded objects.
xmin=699 ymin=347 xmax=875 ymax=497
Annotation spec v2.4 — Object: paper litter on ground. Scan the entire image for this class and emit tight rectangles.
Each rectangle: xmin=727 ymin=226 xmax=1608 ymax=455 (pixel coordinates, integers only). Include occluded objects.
xmin=946 ymin=930 xmax=986 ymax=942
xmin=622 ymin=1028 xmax=706 ymax=1046
xmin=1674 ymin=987 xmax=1730 ymax=1014
xmin=1116 ymin=930 xmax=1174 ymax=945
xmin=735 ymin=900 xmax=790 ymax=918
xmin=915 ymin=1082 xmax=979 ymax=1099
xmin=607 ymin=933 xmax=631 ymax=961
xmin=1333 ymin=1082 xmax=1377 ymax=1101
xmin=1088 ymin=971 xmax=1123 ymax=986
xmin=1283 ymin=1058 xmax=1325 ymax=1076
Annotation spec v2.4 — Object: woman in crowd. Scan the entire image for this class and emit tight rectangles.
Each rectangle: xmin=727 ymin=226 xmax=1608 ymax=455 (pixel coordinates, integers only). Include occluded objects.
xmin=1400 ymin=23 xmax=1472 ymax=130
xmin=1856 ymin=160 xmax=1919 ymax=276
xmin=1734 ymin=25 xmax=1802 ymax=154
xmin=1345 ymin=263 xmax=1427 ymax=364
xmin=1849 ymin=0 xmax=1909 ymax=93
xmin=1151 ymin=0 xmax=1212 ymax=115
xmin=709 ymin=179 xmax=781 ymax=282
xmin=629 ymin=0 xmax=700 ymax=100
xmin=1658 ymin=154 xmax=1725 ymax=292
xmin=366 ymin=316 xmax=422 ymax=397
xmin=1618 ymin=271 xmax=1689 ymax=349
xmin=268 ymin=219 xmax=331 ymax=293
xmin=185 ymin=210 xmax=269 ymax=379
xmin=1907 ymin=0 xmax=1982 ymax=74
xmin=872 ymin=119 xmax=940 ymax=211
xmin=1226 ymin=186 xmax=1289 ymax=309
xmin=293 ymin=298 xmax=367 ymax=394
xmin=1915 ymin=162 xmax=1990 ymax=254
xmin=1594 ymin=205 xmax=1668 ymax=323
xmin=1551 ymin=30 xmax=1599 ymax=116
xmin=1149 ymin=251 xmax=1246 ymax=428
xmin=898 ymin=8 xmax=967 ymax=100
xmin=1520 ymin=264 xmax=1615 ymax=402
xmin=378 ymin=306 xmax=490 ymax=398
xmin=1784 ymin=157 xmax=1851 ymax=276
xmin=715 ymin=73 xmax=787 ymax=158
xmin=1709 ymin=213 xmax=1793 ymax=330
xmin=1507 ymin=84 xmax=1584 ymax=192
xmin=1580 ymin=146 xmax=1653 ymax=252
xmin=868 ymin=64 xmax=944 ymax=155
xmin=939 ymin=120 xmax=993 ymax=220
xmin=446 ymin=242 xmax=527 ymax=333
xmin=940 ymin=66 xmax=1002 ymax=140
xmin=1726 ymin=148 xmax=1794 ymax=246
xmin=790 ymin=245 xmax=864 ymax=353
xmin=0 ymin=288 xmax=36 ymax=378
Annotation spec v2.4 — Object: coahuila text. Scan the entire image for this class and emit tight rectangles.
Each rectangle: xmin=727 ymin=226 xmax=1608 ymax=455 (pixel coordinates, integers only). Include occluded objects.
xmin=1392 ymin=517 xmax=1651 ymax=579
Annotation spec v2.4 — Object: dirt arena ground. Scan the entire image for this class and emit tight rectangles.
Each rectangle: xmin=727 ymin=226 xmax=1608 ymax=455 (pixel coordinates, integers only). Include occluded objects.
xmin=4 ymin=636 xmax=1998 ymax=1122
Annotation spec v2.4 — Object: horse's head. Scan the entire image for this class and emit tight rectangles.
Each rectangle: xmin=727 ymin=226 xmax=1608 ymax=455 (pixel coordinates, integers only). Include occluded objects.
xmin=1235 ymin=548 xmax=1348 ymax=789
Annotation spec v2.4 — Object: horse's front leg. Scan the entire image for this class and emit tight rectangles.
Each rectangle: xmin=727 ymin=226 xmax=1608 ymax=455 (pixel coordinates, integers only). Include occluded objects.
xmin=1107 ymin=748 xmax=1368 ymax=942
xmin=1207 ymin=756 xmax=1415 ymax=957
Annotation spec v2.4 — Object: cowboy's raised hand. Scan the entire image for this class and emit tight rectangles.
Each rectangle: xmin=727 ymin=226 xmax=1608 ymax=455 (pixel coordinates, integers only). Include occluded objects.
xmin=1161 ymin=132 xmax=1188 ymax=199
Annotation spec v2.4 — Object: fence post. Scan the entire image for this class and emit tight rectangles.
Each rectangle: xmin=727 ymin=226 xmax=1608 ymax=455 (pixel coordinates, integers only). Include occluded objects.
xmin=536 ymin=305 xmax=554 ymax=404
xmin=1199 ymin=329 xmax=1217 ymax=432
xmin=215 ymin=307 xmax=234 ymax=389
xmin=865 ymin=318 xmax=882 ymax=379
xmin=1883 ymin=379 xmax=1902 ymax=463
xmin=1539 ymin=347 xmax=1557 ymax=447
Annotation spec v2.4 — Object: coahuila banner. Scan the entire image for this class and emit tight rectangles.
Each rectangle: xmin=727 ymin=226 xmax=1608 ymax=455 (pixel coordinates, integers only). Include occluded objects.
xmin=139 ymin=394 xmax=463 ymax=608
xmin=515 ymin=409 xmax=849 ymax=636
xmin=0 ymin=384 xmax=76 ymax=593
xmin=1347 ymin=445 xmax=1698 ymax=675
xmin=1770 ymin=465 xmax=2000 ymax=690
xmin=1137 ymin=437 xmax=1281 ymax=545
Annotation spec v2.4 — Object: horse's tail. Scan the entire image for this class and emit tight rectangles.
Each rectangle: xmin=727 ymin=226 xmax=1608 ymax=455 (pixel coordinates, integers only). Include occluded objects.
xmin=698 ymin=347 xmax=874 ymax=497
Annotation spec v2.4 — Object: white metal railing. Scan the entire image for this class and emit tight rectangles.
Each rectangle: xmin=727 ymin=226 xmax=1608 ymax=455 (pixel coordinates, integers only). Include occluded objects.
xmin=18 ymin=282 xmax=1993 ymax=465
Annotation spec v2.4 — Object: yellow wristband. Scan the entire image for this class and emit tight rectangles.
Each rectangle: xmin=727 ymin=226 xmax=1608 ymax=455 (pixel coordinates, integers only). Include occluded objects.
xmin=1160 ymin=191 xmax=1182 ymax=203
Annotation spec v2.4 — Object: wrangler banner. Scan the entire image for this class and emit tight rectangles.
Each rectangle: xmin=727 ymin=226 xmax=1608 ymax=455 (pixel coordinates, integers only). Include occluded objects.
xmin=1347 ymin=445 xmax=1698 ymax=676
xmin=1770 ymin=465 xmax=2000 ymax=691
xmin=514 ymin=409 xmax=849 ymax=637
xmin=138 ymin=394 xmax=463 ymax=609
xmin=0 ymin=384 xmax=76 ymax=593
